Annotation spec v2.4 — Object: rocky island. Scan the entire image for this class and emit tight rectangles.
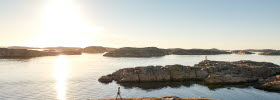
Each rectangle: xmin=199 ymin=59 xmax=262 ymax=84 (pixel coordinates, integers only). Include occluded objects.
xmin=83 ymin=46 xmax=116 ymax=53
xmin=0 ymin=48 xmax=57 ymax=57
xmin=168 ymin=48 xmax=230 ymax=55
xmin=0 ymin=48 xmax=82 ymax=58
xmin=103 ymin=47 xmax=169 ymax=57
xmin=259 ymin=50 xmax=280 ymax=55
xmin=104 ymin=47 xmax=231 ymax=57
xmin=99 ymin=60 xmax=280 ymax=91
xmin=0 ymin=46 xmax=118 ymax=58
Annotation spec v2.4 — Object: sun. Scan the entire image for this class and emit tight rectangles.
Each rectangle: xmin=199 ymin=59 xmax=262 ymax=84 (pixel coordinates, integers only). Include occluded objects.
xmin=32 ymin=0 xmax=102 ymax=47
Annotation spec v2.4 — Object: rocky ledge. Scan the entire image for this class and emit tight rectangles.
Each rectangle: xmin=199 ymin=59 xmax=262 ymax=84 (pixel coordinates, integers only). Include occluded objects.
xmin=99 ymin=60 xmax=280 ymax=90
xmin=89 ymin=96 xmax=218 ymax=100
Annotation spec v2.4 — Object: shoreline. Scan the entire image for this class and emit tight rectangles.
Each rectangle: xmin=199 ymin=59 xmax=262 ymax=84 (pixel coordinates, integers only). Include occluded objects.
xmin=89 ymin=97 xmax=218 ymax=100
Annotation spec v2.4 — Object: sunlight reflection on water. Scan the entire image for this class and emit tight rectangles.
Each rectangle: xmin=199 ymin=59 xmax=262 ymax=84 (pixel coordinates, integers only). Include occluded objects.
xmin=53 ymin=55 xmax=69 ymax=100
xmin=1 ymin=54 xmax=280 ymax=100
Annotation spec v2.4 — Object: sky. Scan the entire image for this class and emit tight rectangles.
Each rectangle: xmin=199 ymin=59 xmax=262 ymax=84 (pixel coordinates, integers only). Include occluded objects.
xmin=0 ymin=0 xmax=279 ymax=49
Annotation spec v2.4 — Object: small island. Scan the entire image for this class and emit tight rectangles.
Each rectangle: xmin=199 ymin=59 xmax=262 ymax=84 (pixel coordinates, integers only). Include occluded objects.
xmin=259 ymin=50 xmax=280 ymax=55
xmin=99 ymin=60 xmax=280 ymax=91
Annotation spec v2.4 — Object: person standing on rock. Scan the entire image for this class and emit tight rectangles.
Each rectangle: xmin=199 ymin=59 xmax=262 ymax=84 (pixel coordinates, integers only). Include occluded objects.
xmin=116 ymin=87 xmax=122 ymax=100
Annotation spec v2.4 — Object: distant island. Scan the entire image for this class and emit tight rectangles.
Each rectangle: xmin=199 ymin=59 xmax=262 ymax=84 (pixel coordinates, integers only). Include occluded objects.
xmin=259 ymin=50 xmax=280 ymax=55
xmin=103 ymin=47 xmax=231 ymax=57
xmin=103 ymin=47 xmax=279 ymax=57
xmin=1 ymin=46 xmax=280 ymax=58
xmin=0 ymin=46 xmax=114 ymax=58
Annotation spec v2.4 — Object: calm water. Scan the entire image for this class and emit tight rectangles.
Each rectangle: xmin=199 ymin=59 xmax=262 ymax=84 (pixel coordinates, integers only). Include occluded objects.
xmin=0 ymin=53 xmax=280 ymax=100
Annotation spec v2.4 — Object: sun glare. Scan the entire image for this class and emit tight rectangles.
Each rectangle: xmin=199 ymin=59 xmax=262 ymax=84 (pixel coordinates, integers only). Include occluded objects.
xmin=33 ymin=0 xmax=102 ymax=47
xmin=53 ymin=55 xmax=69 ymax=100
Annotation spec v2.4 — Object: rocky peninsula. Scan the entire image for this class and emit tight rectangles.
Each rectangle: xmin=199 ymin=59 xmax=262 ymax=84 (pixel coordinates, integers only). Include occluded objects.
xmin=99 ymin=60 xmax=280 ymax=91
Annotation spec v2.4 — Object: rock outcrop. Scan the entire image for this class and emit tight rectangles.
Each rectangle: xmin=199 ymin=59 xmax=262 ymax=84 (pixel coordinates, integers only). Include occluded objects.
xmin=83 ymin=46 xmax=115 ymax=53
xmin=168 ymin=49 xmax=230 ymax=55
xmin=256 ymin=75 xmax=280 ymax=91
xmin=99 ymin=60 xmax=280 ymax=90
xmin=259 ymin=50 xmax=280 ymax=55
xmin=103 ymin=47 xmax=169 ymax=57
xmin=231 ymin=50 xmax=254 ymax=54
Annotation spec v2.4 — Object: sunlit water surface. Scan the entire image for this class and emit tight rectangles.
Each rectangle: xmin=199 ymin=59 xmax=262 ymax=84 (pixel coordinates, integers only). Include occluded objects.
xmin=0 ymin=54 xmax=280 ymax=100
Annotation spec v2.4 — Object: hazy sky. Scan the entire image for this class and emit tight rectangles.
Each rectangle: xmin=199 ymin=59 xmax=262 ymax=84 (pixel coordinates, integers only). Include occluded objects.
xmin=0 ymin=0 xmax=279 ymax=49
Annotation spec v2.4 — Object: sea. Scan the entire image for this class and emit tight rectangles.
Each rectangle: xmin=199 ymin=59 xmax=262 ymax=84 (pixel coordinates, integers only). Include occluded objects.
xmin=0 ymin=53 xmax=280 ymax=100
